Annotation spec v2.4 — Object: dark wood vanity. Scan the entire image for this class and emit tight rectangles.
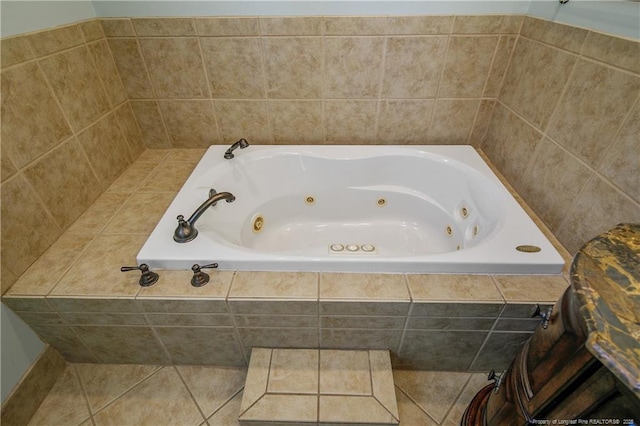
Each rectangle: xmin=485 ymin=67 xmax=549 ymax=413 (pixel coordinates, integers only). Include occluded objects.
xmin=463 ymin=224 xmax=640 ymax=425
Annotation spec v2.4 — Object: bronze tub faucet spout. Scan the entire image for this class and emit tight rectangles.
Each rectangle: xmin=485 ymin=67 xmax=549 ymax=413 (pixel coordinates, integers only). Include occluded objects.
xmin=173 ymin=189 xmax=235 ymax=243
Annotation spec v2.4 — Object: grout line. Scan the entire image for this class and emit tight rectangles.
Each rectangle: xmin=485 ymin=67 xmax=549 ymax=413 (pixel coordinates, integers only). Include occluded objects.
xmin=89 ymin=366 xmax=165 ymax=418
xmin=439 ymin=372 xmax=475 ymax=425
xmin=173 ymin=365 xmax=209 ymax=422
xmin=70 ymin=363 xmax=96 ymax=423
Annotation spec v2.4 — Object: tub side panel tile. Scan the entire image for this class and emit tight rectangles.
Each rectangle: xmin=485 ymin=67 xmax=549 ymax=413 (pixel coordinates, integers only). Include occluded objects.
xmin=396 ymin=330 xmax=488 ymax=370
xmin=469 ymin=331 xmax=532 ymax=371
xmin=155 ymin=327 xmax=245 ymax=366
xmin=73 ymin=325 xmax=169 ymax=364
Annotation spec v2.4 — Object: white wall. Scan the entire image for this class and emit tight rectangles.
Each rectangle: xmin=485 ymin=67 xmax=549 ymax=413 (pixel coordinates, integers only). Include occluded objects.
xmin=528 ymin=0 xmax=639 ymax=40
xmin=91 ymin=0 xmax=532 ymax=17
xmin=0 ymin=0 xmax=97 ymax=37
xmin=1 ymin=305 xmax=45 ymax=403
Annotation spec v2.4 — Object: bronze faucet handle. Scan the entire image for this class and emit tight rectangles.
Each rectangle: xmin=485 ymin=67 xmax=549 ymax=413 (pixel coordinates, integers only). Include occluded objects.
xmin=121 ymin=263 xmax=159 ymax=287
xmin=190 ymin=263 xmax=219 ymax=287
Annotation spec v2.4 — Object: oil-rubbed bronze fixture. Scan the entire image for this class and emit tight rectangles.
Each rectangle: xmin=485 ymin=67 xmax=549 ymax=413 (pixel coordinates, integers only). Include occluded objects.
xmin=224 ymin=138 xmax=249 ymax=159
xmin=531 ymin=304 xmax=554 ymax=329
xmin=174 ymin=189 xmax=236 ymax=243
xmin=120 ymin=264 xmax=159 ymax=287
xmin=190 ymin=263 xmax=219 ymax=287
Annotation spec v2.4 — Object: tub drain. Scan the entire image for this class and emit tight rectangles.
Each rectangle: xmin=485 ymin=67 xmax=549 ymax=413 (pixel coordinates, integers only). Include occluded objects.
xmin=516 ymin=245 xmax=541 ymax=253
xmin=252 ymin=215 xmax=264 ymax=233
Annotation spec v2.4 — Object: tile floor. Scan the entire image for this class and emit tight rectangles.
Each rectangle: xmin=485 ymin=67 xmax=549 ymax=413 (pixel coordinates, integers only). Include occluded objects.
xmin=27 ymin=362 xmax=488 ymax=425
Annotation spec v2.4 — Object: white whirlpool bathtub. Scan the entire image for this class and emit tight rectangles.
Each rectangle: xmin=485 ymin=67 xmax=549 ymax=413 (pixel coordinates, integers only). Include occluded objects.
xmin=138 ymin=145 xmax=564 ymax=274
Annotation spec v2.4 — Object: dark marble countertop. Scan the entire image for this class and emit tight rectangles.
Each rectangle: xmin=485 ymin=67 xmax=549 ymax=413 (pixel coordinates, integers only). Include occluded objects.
xmin=570 ymin=223 xmax=640 ymax=397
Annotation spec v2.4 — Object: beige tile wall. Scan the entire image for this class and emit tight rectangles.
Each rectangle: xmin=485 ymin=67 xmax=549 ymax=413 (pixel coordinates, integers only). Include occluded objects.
xmin=102 ymin=15 xmax=521 ymax=147
xmin=2 ymin=14 xmax=638 ymax=296
xmin=1 ymin=20 xmax=146 ymax=293
xmin=481 ymin=17 xmax=640 ymax=254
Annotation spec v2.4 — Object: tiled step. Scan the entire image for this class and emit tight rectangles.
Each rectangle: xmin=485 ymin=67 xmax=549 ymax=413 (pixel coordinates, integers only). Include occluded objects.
xmin=239 ymin=348 xmax=400 ymax=426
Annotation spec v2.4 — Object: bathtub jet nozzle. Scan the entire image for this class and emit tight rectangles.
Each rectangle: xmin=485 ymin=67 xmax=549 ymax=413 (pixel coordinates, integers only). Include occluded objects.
xmin=224 ymin=138 xmax=249 ymax=159
xmin=173 ymin=189 xmax=236 ymax=243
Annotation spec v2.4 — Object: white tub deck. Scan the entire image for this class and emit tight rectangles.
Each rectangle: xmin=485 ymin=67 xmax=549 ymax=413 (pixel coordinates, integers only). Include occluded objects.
xmin=138 ymin=145 xmax=564 ymax=274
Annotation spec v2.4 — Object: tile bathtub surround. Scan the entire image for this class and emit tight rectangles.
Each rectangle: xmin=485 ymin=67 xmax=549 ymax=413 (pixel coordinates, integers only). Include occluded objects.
xmin=481 ymin=16 xmax=640 ymax=254
xmin=102 ymin=14 xmax=523 ymax=147
xmin=0 ymin=19 xmax=145 ymax=294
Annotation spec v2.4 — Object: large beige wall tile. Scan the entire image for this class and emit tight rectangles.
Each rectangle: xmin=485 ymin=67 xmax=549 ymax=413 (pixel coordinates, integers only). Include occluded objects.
xmin=582 ymin=31 xmax=640 ymax=74
xmin=23 ymin=139 xmax=102 ymax=229
xmin=520 ymin=16 xmax=587 ymax=53
xmin=200 ymin=37 xmax=265 ymax=99
xmin=452 ymin=15 xmax=504 ymax=34
xmin=269 ymin=100 xmax=323 ymax=144
xmin=484 ymin=35 xmax=517 ymax=97
xmin=130 ymin=100 xmax=171 ymax=148
xmin=468 ymin=99 xmax=495 ymax=147
xmin=87 ymin=39 xmax=127 ymax=107
xmin=196 ymin=17 xmax=259 ymax=36
xmin=78 ymin=19 xmax=105 ymax=42
xmin=382 ymin=36 xmax=447 ymax=98
xmin=132 ymin=18 xmax=197 ymax=36
xmin=439 ymin=36 xmax=498 ymax=98
xmin=107 ymin=38 xmax=154 ymax=98
xmin=377 ymin=100 xmax=433 ymax=144
xmin=598 ymin=100 xmax=640 ymax=203
xmin=0 ymin=152 xmax=17 ymax=183
xmin=519 ymin=138 xmax=593 ymax=231
xmin=25 ymin=24 xmax=84 ymax=57
xmin=387 ymin=16 xmax=453 ymax=35
xmin=159 ymin=100 xmax=219 ymax=148
xmin=429 ymin=99 xmax=479 ymax=144
xmin=322 ymin=16 xmax=387 ymax=35
xmin=324 ymin=37 xmax=384 ymax=98
xmin=546 ymin=59 xmax=640 ymax=168
xmin=1 ymin=175 xmax=62 ymax=280
xmin=259 ymin=16 xmax=322 ymax=35
xmin=556 ymin=176 xmax=640 ymax=254
xmin=500 ymin=37 xmax=577 ymax=129
xmin=100 ymin=18 xmax=135 ymax=37
xmin=39 ymin=46 xmax=110 ymax=131
xmin=1 ymin=62 xmax=72 ymax=168
xmin=324 ymin=100 xmax=377 ymax=143
xmin=482 ymin=103 xmax=543 ymax=192
xmin=77 ymin=113 xmax=132 ymax=186
xmin=214 ymin=100 xmax=272 ymax=144
xmin=139 ymin=37 xmax=209 ymax=98
xmin=114 ymin=103 xmax=146 ymax=156
xmin=262 ymin=37 xmax=322 ymax=99
xmin=1 ymin=35 xmax=36 ymax=68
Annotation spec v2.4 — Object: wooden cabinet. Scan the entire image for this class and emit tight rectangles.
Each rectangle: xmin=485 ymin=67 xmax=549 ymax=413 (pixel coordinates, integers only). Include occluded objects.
xmin=462 ymin=286 xmax=640 ymax=425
